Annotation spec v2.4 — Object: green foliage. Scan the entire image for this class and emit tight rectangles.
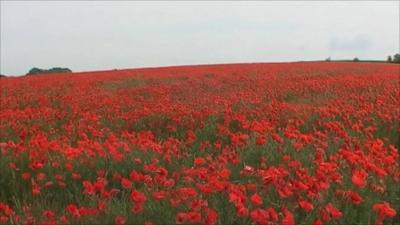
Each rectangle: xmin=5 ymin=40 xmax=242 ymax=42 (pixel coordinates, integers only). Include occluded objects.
xmin=393 ymin=53 xmax=400 ymax=63
xmin=26 ymin=67 xmax=72 ymax=75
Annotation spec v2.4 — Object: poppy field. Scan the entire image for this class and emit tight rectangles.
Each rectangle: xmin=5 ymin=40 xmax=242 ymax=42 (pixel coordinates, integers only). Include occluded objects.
xmin=0 ymin=62 xmax=399 ymax=225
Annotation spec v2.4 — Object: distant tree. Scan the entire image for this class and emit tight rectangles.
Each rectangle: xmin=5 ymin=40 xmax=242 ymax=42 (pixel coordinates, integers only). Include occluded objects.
xmin=393 ymin=53 xmax=400 ymax=63
xmin=27 ymin=67 xmax=45 ymax=75
xmin=27 ymin=67 xmax=72 ymax=75
xmin=325 ymin=57 xmax=331 ymax=62
xmin=353 ymin=57 xmax=360 ymax=62
xmin=48 ymin=67 xmax=72 ymax=73
xmin=387 ymin=55 xmax=392 ymax=62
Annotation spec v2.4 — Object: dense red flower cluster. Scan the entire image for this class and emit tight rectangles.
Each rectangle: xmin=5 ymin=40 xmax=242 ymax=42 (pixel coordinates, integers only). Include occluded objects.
xmin=0 ymin=62 xmax=399 ymax=224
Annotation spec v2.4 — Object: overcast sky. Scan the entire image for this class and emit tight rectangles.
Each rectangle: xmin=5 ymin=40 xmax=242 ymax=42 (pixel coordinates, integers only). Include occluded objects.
xmin=1 ymin=1 xmax=399 ymax=76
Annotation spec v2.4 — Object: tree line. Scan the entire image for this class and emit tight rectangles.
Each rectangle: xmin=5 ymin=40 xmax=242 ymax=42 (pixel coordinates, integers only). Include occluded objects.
xmin=326 ymin=53 xmax=400 ymax=63
xmin=387 ymin=53 xmax=400 ymax=63
xmin=26 ymin=67 xmax=72 ymax=75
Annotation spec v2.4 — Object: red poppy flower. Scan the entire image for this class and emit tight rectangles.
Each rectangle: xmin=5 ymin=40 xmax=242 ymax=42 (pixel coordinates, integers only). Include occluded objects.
xmin=282 ymin=207 xmax=295 ymax=225
xmin=250 ymin=193 xmax=263 ymax=206
xmin=351 ymin=170 xmax=367 ymax=187
xmin=373 ymin=202 xmax=396 ymax=218
xmin=325 ymin=203 xmax=342 ymax=219
xmin=130 ymin=190 xmax=147 ymax=204
xmin=83 ymin=181 xmax=95 ymax=196
xmin=349 ymin=191 xmax=363 ymax=205
xmin=256 ymin=136 xmax=266 ymax=145
xmin=121 ymin=178 xmax=132 ymax=189
xmin=298 ymin=199 xmax=314 ymax=212
xmin=152 ymin=191 xmax=167 ymax=200
xmin=66 ymin=204 xmax=80 ymax=218
xmin=176 ymin=212 xmax=187 ymax=225
xmin=114 ymin=215 xmax=125 ymax=225
xmin=204 ymin=208 xmax=218 ymax=225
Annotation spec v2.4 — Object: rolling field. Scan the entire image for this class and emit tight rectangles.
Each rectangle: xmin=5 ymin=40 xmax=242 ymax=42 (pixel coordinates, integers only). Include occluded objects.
xmin=0 ymin=62 xmax=399 ymax=225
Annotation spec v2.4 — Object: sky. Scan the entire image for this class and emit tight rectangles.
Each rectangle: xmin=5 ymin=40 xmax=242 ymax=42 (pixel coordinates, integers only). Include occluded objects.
xmin=0 ymin=1 xmax=399 ymax=76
